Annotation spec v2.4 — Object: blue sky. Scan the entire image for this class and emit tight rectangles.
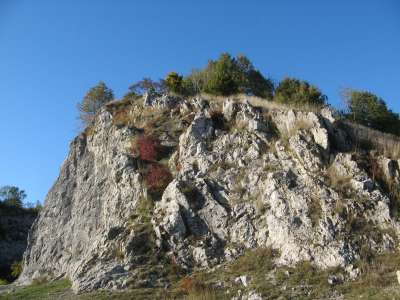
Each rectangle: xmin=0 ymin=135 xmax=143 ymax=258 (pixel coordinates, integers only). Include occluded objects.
xmin=0 ymin=1 xmax=399 ymax=204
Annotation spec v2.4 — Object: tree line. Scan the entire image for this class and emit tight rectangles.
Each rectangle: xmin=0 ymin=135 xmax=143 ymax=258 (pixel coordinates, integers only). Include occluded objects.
xmin=0 ymin=186 xmax=42 ymax=212
xmin=78 ymin=53 xmax=400 ymax=136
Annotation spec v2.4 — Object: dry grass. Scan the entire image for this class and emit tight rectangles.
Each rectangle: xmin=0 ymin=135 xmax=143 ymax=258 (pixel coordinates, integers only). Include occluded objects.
xmin=115 ymin=245 xmax=125 ymax=261
xmin=345 ymin=121 xmax=400 ymax=159
xmin=279 ymin=118 xmax=314 ymax=144
xmin=308 ymin=195 xmax=323 ymax=227
xmin=179 ymin=276 xmax=223 ymax=300
xmin=200 ymin=93 xmax=323 ymax=114
xmin=326 ymin=165 xmax=354 ymax=198
xmin=201 ymin=93 xmax=400 ymax=160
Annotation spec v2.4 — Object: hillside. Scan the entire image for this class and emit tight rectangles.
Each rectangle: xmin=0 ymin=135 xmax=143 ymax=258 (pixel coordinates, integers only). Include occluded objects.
xmin=4 ymin=92 xmax=400 ymax=299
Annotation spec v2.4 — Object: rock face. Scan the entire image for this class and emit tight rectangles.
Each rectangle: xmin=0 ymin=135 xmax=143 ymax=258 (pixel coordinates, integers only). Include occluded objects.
xmin=0 ymin=207 xmax=36 ymax=279
xmin=19 ymin=95 xmax=400 ymax=292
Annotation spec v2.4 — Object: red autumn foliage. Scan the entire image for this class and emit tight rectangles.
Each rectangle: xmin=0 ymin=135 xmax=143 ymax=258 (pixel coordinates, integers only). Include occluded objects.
xmin=145 ymin=164 xmax=172 ymax=191
xmin=180 ymin=277 xmax=194 ymax=293
xmin=135 ymin=135 xmax=160 ymax=161
xmin=180 ymin=276 xmax=205 ymax=294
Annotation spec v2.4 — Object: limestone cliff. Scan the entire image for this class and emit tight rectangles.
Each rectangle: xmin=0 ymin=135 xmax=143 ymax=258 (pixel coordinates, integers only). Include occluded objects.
xmin=18 ymin=94 xmax=400 ymax=293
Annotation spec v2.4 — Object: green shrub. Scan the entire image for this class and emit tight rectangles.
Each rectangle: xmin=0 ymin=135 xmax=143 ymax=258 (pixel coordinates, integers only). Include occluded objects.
xmin=10 ymin=261 xmax=22 ymax=278
xmin=180 ymin=53 xmax=274 ymax=98
xmin=235 ymin=54 xmax=274 ymax=98
xmin=164 ymin=72 xmax=184 ymax=94
xmin=78 ymin=81 xmax=114 ymax=125
xmin=202 ymin=53 xmax=239 ymax=96
xmin=343 ymin=89 xmax=400 ymax=135
xmin=274 ymin=77 xmax=326 ymax=107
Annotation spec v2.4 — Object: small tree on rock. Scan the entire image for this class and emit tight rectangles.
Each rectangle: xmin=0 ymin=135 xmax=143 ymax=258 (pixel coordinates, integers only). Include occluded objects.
xmin=78 ymin=81 xmax=114 ymax=125
xmin=165 ymin=72 xmax=183 ymax=94
xmin=128 ymin=78 xmax=165 ymax=95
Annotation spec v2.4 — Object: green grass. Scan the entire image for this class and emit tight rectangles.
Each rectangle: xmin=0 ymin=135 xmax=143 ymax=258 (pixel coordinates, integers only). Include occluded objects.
xmin=3 ymin=249 xmax=400 ymax=300
xmin=0 ymin=279 xmax=71 ymax=300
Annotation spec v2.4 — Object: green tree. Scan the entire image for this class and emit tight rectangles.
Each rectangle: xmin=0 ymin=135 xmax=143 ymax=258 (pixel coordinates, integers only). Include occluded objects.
xmin=164 ymin=72 xmax=183 ymax=94
xmin=235 ymin=55 xmax=274 ymax=98
xmin=128 ymin=78 xmax=165 ymax=95
xmin=343 ymin=89 xmax=400 ymax=135
xmin=78 ymin=81 xmax=114 ymax=125
xmin=203 ymin=53 xmax=239 ymax=96
xmin=0 ymin=186 xmax=26 ymax=208
xmin=274 ymin=77 xmax=326 ymax=106
xmin=182 ymin=53 xmax=273 ymax=98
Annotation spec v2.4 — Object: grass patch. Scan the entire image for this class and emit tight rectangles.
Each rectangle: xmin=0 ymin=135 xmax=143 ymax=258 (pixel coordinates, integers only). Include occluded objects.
xmin=0 ymin=279 xmax=71 ymax=300
xmin=3 ymin=250 xmax=400 ymax=299
xmin=308 ymin=195 xmax=322 ymax=227
xmin=325 ymin=165 xmax=355 ymax=198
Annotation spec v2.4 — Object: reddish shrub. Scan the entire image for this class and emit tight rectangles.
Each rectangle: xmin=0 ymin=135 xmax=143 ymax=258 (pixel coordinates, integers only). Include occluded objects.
xmin=145 ymin=164 xmax=172 ymax=192
xmin=180 ymin=276 xmax=205 ymax=294
xmin=180 ymin=277 xmax=194 ymax=293
xmin=135 ymin=135 xmax=160 ymax=161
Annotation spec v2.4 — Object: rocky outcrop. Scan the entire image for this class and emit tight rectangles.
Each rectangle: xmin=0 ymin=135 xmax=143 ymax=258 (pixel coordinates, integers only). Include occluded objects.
xmin=18 ymin=95 xmax=400 ymax=292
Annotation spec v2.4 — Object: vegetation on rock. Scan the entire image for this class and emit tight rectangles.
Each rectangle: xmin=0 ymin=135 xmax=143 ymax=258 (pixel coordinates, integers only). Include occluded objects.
xmin=133 ymin=134 xmax=162 ymax=161
xmin=15 ymin=54 xmax=400 ymax=299
xmin=128 ymin=78 xmax=165 ymax=96
xmin=274 ymin=77 xmax=327 ymax=107
xmin=162 ymin=53 xmax=274 ymax=98
xmin=145 ymin=164 xmax=172 ymax=194
xmin=342 ymin=88 xmax=400 ymax=136
xmin=78 ymin=81 xmax=114 ymax=125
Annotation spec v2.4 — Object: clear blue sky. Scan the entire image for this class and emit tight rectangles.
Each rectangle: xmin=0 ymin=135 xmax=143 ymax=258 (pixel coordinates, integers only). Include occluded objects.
xmin=0 ymin=1 xmax=399 ymax=204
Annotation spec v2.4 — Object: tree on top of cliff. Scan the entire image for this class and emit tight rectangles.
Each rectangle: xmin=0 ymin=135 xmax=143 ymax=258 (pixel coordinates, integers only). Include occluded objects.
xmin=128 ymin=78 xmax=165 ymax=96
xmin=274 ymin=77 xmax=327 ymax=107
xmin=167 ymin=53 xmax=274 ymax=98
xmin=342 ymin=89 xmax=400 ymax=135
xmin=0 ymin=186 xmax=26 ymax=208
xmin=78 ymin=81 xmax=114 ymax=125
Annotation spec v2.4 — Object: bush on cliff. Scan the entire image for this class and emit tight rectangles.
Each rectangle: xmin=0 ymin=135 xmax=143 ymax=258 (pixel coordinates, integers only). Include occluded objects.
xmin=10 ymin=261 xmax=22 ymax=278
xmin=164 ymin=72 xmax=184 ymax=95
xmin=274 ymin=77 xmax=327 ymax=107
xmin=145 ymin=164 xmax=172 ymax=194
xmin=133 ymin=135 xmax=162 ymax=161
